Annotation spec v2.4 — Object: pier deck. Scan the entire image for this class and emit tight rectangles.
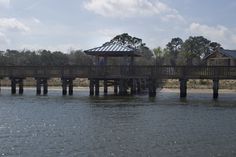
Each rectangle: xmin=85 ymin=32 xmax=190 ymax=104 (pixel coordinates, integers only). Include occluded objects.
xmin=0 ymin=65 xmax=236 ymax=98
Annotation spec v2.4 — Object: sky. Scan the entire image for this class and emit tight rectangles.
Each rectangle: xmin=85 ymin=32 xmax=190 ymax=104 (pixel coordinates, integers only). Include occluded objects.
xmin=0 ymin=0 xmax=236 ymax=52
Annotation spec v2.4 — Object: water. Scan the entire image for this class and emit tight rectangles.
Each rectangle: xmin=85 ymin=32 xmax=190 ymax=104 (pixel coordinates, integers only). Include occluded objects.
xmin=0 ymin=88 xmax=236 ymax=157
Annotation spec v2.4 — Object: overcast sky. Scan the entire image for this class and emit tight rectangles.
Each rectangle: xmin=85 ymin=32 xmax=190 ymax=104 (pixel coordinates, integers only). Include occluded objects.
xmin=0 ymin=0 xmax=236 ymax=52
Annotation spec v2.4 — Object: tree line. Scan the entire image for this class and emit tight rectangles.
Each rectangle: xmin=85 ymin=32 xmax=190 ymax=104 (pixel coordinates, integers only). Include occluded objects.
xmin=0 ymin=33 xmax=222 ymax=66
xmin=154 ymin=36 xmax=221 ymax=66
xmin=0 ymin=49 xmax=92 ymax=66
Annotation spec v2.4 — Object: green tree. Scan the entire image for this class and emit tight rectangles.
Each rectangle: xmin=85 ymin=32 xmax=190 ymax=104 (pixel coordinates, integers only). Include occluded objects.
xmin=110 ymin=33 xmax=154 ymax=65
xmin=165 ymin=37 xmax=183 ymax=65
xmin=110 ymin=33 xmax=144 ymax=48
xmin=69 ymin=50 xmax=92 ymax=65
xmin=51 ymin=51 xmax=69 ymax=66
xmin=153 ymin=47 xmax=166 ymax=65
xmin=209 ymin=42 xmax=222 ymax=51
xmin=180 ymin=36 xmax=211 ymax=65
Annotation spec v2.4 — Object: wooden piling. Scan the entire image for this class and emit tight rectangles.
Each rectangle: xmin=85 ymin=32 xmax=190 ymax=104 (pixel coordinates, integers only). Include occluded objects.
xmin=36 ymin=79 xmax=41 ymax=95
xmin=213 ymin=79 xmax=219 ymax=99
xmin=89 ymin=79 xmax=94 ymax=96
xmin=11 ymin=79 xmax=16 ymax=94
xmin=119 ymin=79 xmax=127 ymax=96
xmin=104 ymin=80 xmax=108 ymax=95
xmin=19 ymin=79 xmax=24 ymax=95
xmin=148 ymin=79 xmax=156 ymax=97
xmin=179 ymin=79 xmax=187 ymax=98
xmin=62 ymin=80 xmax=67 ymax=96
xmin=43 ymin=80 xmax=48 ymax=95
xmin=69 ymin=80 xmax=73 ymax=96
xmin=131 ymin=79 xmax=137 ymax=95
xmin=114 ymin=80 xmax=118 ymax=95
xmin=95 ymin=79 xmax=100 ymax=96
xmin=137 ymin=79 xmax=141 ymax=93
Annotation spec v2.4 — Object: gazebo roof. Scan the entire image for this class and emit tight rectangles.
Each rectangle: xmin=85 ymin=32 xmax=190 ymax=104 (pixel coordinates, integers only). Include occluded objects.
xmin=84 ymin=42 xmax=141 ymax=57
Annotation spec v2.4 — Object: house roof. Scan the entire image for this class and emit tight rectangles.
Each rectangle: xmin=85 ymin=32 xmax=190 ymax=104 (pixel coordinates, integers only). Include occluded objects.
xmin=84 ymin=42 xmax=141 ymax=57
xmin=205 ymin=49 xmax=236 ymax=60
xmin=219 ymin=49 xmax=236 ymax=58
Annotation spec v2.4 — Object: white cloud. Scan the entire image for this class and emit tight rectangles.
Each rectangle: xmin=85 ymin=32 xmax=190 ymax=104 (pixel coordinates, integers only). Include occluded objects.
xmin=0 ymin=0 xmax=10 ymax=8
xmin=32 ymin=18 xmax=41 ymax=24
xmin=0 ymin=18 xmax=30 ymax=32
xmin=189 ymin=23 xmax=228 ymax=39
xmin=0 ymin=32 xmax=10 ymax=49
xmin=98 ymin=28 xmax=123 ymax=38
xmin=84 ymin=0 xmax=183 ymax=20
xmin=188 ymin=22 xmax=236 ymax=49
xmin=161 ymin=14 xmax=185 ymax=22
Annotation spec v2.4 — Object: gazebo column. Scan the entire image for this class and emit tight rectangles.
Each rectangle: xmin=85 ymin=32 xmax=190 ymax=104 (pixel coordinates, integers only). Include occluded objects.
xmin=104 ymin=56 xmax=107 ymax=65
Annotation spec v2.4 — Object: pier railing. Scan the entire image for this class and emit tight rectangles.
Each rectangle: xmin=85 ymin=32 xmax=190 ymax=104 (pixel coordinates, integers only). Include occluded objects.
xmin=0 ymin=65 xmax=236 ymax=79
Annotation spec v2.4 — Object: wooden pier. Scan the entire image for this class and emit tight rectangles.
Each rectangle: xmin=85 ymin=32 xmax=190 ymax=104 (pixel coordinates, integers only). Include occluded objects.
xmin=0 ymin=65 xmax=236 ymax=98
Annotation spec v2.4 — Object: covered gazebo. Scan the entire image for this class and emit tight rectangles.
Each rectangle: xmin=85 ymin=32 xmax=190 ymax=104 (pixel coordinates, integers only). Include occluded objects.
xmin=84 ymin=42 xmax=141 ymax=96
xmin=84 ymin=42 xmax=140 ymax=66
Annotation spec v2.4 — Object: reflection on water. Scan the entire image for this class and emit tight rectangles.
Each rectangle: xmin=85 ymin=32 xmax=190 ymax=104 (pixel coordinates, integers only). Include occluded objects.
xmin=0 ymin=88 xmax=236 ymax=157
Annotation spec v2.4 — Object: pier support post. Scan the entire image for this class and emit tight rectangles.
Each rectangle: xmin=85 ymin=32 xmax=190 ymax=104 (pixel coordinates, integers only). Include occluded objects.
xmin=11 ymin=79 xmax=16 ymax=94
xmin=179 ymin=79 xmax=188 ymax=98
xmin=61 ymin=78 xmax=74 ymax=96
xmin=11 ymin=78 xmax=24 ymax=95
xmin=213 ymin=79 xmax=219 ymax=99
xmin=68 ymin=80 xmax=73 ymax=96
xmin=62 ymin=80 xmax=67 ymax=96
xmin=36 ymin=79 xmax=41 ymax=95
xmin=137 ymin=79 xmax=141 ymax=94
xmin=119 ymin=79 xmax=127 ymax=96
xmin=36 ymin=78 xmax=48 ymax=95
xmin=95 ymin=79 xmax=100 ymax=96
xmin=104 ymin=80 xmax=108 ymax=95
xmin=43 ymin=80 xmax=48 ymax=95
xmin=19 ymin=79 xmax=24 ymax=95
xmin=131 ymin=79 xmax=137 ymax=95
xmin=89 ymin=79 xmax=94 ymax=96
xmin=148 ymin=79 xmax=156 ymax=97
xmin=114 ymin=80 xmax=118 ymax=95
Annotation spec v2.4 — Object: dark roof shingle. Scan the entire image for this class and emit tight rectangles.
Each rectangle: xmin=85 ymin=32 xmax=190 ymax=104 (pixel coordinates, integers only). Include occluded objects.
xmin=84 ymin=42 xmax=141 ymax=57
xmin=219 ymin=49 xmax=236 ymax=58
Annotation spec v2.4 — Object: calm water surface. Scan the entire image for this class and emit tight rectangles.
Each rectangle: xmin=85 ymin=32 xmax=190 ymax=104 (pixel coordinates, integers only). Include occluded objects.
xmin=0 ymin=88 xmax=236 ymax=157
